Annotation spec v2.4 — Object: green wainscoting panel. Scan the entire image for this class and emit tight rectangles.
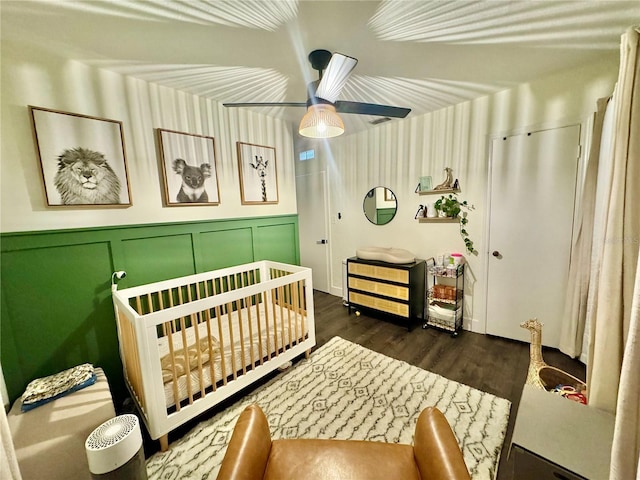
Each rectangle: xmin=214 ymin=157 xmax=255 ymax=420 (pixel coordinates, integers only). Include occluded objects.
xmin=0 ymin=215 xmax=299 ymax=406
xmin=1 ymin=287 xmax=21 ymax=403
xmin=199 ymin=228 xmax=254 ymax=271
xmin=254 ymin=223 xmax=299 ymax=264
xmin=377 ymin=208 xmax=396 ymax=225
xmin=1 ymin=242 xmax=120 ymax=403
xmin=122 ymin=234 xmax=196 ymax=286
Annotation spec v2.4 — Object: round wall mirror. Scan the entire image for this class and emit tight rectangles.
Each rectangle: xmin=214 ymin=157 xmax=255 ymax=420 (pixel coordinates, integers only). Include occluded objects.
xmin=363 ymin=187 xmax=397 ymax=225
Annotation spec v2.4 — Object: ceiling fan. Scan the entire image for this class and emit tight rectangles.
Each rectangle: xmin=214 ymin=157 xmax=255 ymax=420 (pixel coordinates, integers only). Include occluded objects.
xmin=223 ymin=49 xmax=411 ymax=138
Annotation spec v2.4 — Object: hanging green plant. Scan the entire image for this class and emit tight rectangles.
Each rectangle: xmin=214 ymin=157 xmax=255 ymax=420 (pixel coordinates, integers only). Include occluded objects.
xmin=434 ymin=194 xmax=474 ymax=254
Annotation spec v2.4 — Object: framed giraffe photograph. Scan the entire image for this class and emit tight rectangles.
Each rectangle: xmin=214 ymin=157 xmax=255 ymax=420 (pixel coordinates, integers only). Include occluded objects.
xmin=157 ymin=128 xmax=220 ymax=206
xmin=236 ymin=141 xmax=279 ymax=205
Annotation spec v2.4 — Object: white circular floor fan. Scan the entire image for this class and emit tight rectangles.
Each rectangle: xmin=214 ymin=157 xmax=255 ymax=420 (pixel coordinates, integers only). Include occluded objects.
xmin=85 ymin=414 xmax=147 ymax=479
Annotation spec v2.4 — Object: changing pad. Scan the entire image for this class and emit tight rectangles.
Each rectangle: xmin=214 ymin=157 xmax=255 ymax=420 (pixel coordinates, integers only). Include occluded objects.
xmin=356 ymin=246 xmax=416 ymax=264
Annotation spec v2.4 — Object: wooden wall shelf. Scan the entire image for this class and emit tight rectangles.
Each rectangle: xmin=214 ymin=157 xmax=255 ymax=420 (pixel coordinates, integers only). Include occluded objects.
xmin=417 ymin=188 xmax=460 ymax=195
xmin=417 ymin=217 xmax=459 ymax=223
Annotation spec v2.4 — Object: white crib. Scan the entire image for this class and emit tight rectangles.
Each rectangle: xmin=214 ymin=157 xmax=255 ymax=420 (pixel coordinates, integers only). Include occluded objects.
xmin=111 ymin=260 xmax=315 ymax=451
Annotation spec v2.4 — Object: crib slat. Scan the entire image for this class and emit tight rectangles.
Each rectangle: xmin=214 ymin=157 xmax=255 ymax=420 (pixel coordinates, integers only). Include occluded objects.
xmin=158 ymin=290 xmax=177 ymax=410
xmin=187 ymin=284 xmax=206 ymax=398
xmin=292 ymin=281 xmax=300 ymax=346
xmin=269 ymin=288 xmax=278 ymax=358
xmin=299 ymin=280 xmax=306 ymax=341
xmin=177 ymin=287 xmax=193 ymax=405
xmin=215 ymin=304 xmax=227 ymax=386
xmin=226 ymin=301 xmax=238 ymax=380
xmin=239 ymin=273 xmax=253 ymax=370
xmin=277 ymin=285 xmax=286 ymax=352
xmin=235 ymin=298 xmax=246 ymax=376
xmin=244 ymin=295 xmax=256 ymax=369
xmin=165 ymin=318 xmax=181 ymax=412
xmin=300 ymin=280 xmax=306 ymax=342
xmin=202 ymin=281 xmax=217 ymax=392
xmin=286 ymin=282 xmax=293 ymax=348
xmin=164 ymin=287 xmax=182 ymax=411
xmin=222 ymin=275 xmax=238 ymax=380
xmin=146 ymin=292 xmax=154 ymax=314
xmin=233 ymin=274 xmax=246 ymax=376
xmin=255 ymin=292 xmax=264 ymax=365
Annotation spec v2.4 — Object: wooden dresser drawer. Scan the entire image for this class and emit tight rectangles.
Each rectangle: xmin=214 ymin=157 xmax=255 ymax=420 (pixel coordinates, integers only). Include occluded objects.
xmin=348 ymin=292 xmax=409 ymax=317
xmin=511 ymin=445 xmax=584 ymax=480
xmin=509 ymin=385 xmax=614 ymax=480
xmin=348 ymin=277 xmax=409 ymax=300
xmin=348 ymin=262 xmax=409 ymax=284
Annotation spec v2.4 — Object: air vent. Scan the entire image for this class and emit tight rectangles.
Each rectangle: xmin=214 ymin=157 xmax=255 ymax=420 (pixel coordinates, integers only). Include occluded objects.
xmin=369 ymin=117 xmax=392 ymax=125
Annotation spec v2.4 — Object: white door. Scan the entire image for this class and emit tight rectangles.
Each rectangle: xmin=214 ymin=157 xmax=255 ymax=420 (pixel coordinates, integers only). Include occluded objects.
xmin=296 ymin=171 xmax=330 ymax=293
xmin=486 ymin=125 xmax=581 ymax=347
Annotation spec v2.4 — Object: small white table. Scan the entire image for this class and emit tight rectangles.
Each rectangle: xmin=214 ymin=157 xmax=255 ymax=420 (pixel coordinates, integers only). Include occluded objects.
xmin=509 ymin=385 xmax=615 ymax=480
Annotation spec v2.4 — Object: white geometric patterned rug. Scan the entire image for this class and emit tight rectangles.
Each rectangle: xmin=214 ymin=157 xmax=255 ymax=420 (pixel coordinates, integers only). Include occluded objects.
xmin=146 ymin=336 xmax=511 ymax=480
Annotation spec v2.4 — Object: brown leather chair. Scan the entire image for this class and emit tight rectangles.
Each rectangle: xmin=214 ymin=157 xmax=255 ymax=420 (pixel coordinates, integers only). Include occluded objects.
xmin=217 ymin=404 xmax=471 ymax=480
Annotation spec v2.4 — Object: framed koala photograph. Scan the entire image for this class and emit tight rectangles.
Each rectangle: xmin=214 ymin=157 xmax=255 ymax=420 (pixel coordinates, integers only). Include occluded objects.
xmin=157 ymin=128 xmax=220 ymax=206
xmin=29 ymin=106 xmax=132 ymax=207
xmin=236 ymin=141 xmax=278 ymax=205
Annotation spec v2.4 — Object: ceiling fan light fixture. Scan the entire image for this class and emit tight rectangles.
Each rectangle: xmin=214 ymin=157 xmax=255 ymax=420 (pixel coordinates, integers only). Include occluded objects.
xmin=298 ymin=104 xmax=344 ymax=138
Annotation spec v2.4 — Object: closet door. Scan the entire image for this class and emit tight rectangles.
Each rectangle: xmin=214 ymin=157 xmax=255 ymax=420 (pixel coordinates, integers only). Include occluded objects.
xmin=486 ymin=125 xmax=581 ymax=347
xmin=296 ymin=170 xmax=330 ymax=293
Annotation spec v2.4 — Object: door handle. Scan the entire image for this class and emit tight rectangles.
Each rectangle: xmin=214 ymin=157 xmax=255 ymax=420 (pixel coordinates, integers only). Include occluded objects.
xmin=492 ymin=251 xmax=501 ymax=257
xmin=317 ymin=239 xmax=328 ymax=244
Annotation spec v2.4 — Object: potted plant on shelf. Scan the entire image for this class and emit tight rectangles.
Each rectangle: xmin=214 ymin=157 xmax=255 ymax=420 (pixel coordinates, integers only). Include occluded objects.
xmin=434 ymin=194 xmax=474 ymax=253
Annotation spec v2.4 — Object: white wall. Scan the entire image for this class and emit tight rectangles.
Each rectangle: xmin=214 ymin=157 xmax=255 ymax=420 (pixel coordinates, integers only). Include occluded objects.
xmin=296 ymin=54 xmax=619 ymax=333
xmin=0 ymin=39 xmax=297 ymax=233
xmin=2 ymin=36 xmax=619 ymax=334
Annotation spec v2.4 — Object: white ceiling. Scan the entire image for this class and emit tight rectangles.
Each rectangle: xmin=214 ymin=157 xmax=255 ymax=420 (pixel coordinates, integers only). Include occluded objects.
xmin=2 ymin=0 xmax=639 ymax=135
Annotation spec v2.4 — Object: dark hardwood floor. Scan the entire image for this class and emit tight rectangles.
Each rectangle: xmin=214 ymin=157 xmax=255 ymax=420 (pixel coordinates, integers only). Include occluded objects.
xmin=142 ymin=290 xmax=585 ymax=479
xmin=312 ymin=290 xmax=586 ymax=480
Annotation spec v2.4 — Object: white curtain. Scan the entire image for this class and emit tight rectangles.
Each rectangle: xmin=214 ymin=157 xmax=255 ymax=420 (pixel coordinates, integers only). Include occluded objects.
xmin=0 ymin=363 xmax=21 ymax=479
xmin=581 ymin=25 xmax=640 ymax=480
xmin=559 ymin=96 xmax=609 ymax=358
xmin=579 ymin=97 xmax=617 ymax=365
xmin=611 ymin=251 xmax=640 ymax=479
xmin=587 ymin=25 xmax=640 ymax=411
xmin=607 ymin=25 xmax=640 ymax=480
xmin=1 ymin=405 xmax=21 ymax=480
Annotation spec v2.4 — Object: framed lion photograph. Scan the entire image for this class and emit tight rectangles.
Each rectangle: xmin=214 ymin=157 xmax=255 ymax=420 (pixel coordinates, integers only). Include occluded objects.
xmin=157 ymin=129 xmax=220 ymax=206
xmin=29 ymin=106 xmax=132 ymax=207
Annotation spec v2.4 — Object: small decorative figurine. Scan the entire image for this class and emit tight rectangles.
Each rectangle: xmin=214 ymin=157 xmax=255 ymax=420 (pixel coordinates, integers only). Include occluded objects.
xmin=434 ymin=167 xmax=453 ymax=190
xmin=521 ymin=318 xmax=587 ymax=400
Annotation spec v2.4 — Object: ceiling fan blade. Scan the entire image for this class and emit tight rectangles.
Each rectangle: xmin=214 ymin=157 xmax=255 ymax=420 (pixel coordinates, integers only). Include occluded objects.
xmin=315 ymin=53 xmax=358 ymax=103
xmin=335 ymin=101 xmax=411 ymax=118
xmin=223 ymin=102 xmax=307 ymax=108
